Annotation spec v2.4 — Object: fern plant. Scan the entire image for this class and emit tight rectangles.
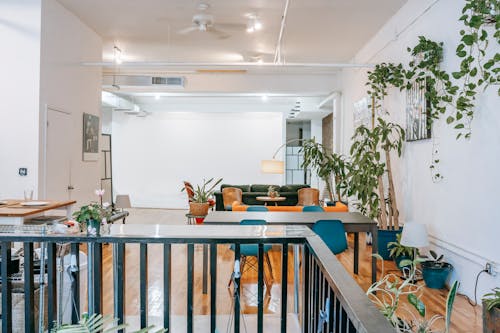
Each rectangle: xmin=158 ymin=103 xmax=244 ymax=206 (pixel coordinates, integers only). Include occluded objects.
xmin=53 ymin=313 xmax=166 ymax=333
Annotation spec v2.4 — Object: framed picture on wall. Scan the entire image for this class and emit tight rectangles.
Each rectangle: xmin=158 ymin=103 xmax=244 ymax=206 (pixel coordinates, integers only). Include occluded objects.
xmin=83 ymin=113 xmax=99 ymax=161
xmin=406 ymin=80 xmax=431 ymax=141
xmin=353 ymin=97 xmax=371 ymax=129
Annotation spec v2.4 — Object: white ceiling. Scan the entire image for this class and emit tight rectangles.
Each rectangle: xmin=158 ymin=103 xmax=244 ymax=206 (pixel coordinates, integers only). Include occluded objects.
xmin=58 ymin=0 xmax=407 ymax=64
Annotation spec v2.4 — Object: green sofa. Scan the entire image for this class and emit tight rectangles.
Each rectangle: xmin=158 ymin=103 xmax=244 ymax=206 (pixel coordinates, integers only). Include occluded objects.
xmin=214 ymin=184 xmax=310 ymax=211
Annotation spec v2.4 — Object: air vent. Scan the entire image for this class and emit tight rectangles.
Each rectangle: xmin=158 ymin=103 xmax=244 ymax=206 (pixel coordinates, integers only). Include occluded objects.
xmin=151 ymin=77 xmax=184 ymax=86
xmin=102 ymin=75 xmax=185 ymax=88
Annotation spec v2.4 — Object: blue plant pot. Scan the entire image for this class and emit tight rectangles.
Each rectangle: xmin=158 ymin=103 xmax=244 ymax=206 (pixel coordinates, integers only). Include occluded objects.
xmin=422 ymin=262 xmax=452 ymax=289
xmin=377 ymin=228 xmax=403 ymax=260
xmin=87 ymin=219 xmax=101 ymax=236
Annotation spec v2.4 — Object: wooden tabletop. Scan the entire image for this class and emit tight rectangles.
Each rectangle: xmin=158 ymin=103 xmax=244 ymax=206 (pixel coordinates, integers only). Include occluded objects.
xmin=204 ymin=211 xmax=376 ymax=225
xmin=0 ymin=200 xmax=76 ymax=217
xmin=255 ymin=196 xmax=286 ymax=201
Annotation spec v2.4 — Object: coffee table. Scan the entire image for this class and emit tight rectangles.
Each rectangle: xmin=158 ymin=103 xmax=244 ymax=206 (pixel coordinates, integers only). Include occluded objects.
xmin=255 ymin=196 xmax=286 ymax=206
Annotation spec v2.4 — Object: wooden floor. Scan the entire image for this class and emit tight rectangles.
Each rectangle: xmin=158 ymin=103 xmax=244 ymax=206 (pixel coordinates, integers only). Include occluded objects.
xmin=92 ymin=233 xmax=482 ymax=332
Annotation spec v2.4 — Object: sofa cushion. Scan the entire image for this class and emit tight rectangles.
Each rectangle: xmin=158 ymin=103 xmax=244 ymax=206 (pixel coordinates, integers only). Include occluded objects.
xmin=250 ymin=184 xmax=279 ymax=192
xmin=279 ymin=184 xmax=310 ymax=192
xmin=220 ymin=184 xmax=251 ymax=192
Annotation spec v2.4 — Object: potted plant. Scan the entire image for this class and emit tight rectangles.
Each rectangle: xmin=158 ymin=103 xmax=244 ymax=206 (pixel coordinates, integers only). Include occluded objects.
xmin=387 ymin=233 xmax=417 ymax=271
xmin=72 ymin=189 xmax=112 ymax=236
xmin=367 ymin=254 xmax=459 ymax=333
xmin=421 ymin=250 xmax=453 ymax=289
xmin=300 ymin=138 xmax=350 ymax=203
xmin=482 ymin=287 xmax=500 ymax=333
xmin=267 ymin=185 xmax=279 ymax=198
xmin=184 ymin=178 xmax=223 ymax=216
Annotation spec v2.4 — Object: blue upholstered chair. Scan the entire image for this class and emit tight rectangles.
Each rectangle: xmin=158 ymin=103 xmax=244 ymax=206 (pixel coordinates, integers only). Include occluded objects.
xmin=228 ymin=219 xmax=274 ymax=291
xmin=312 ymin=220 xmax=348 ymax=254
xmin=247 ymin=206 xmax=269 ymax=212
xmin=302 ymin=205 xmax=324 ymax=212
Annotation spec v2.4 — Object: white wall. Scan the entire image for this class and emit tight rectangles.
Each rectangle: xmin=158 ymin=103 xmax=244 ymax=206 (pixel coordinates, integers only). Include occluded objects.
xmin=340 ymin=0 xmax=500 ymax=298
xmin=39 ymin=0 xmax=103 ymax=204
xmin=112 ymin=112 xmax=284 ymax=208
xmin=0 ymin=0 xmax=42 ymax=198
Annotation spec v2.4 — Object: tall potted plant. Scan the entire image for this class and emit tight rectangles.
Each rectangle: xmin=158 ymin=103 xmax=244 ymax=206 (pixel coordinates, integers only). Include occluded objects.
xmin=184 ymin=178 xmax=222 ymax=216
xmin=348 ymin=118 xmax=405 ymax=258
xmin=300 ymin=138 xmax=350 ymax=203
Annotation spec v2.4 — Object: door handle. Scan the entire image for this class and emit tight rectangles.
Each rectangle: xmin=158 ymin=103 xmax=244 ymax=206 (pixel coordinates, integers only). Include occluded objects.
xmin=67 ymin=185 xmax=74 ymax=190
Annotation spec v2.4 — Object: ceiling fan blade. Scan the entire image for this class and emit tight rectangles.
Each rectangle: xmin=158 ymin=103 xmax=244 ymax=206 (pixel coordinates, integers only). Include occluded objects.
xmin=207 ymin=27 xmax=230 ymax=40
xmin=177 ymin=26 xmax=198 ymax=35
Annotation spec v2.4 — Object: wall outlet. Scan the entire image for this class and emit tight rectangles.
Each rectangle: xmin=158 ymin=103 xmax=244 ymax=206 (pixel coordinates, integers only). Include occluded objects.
xmin=18 ymin=168 xmax=28 ymax=176
xmin=485 ymin=262 xmax=498 ymax=276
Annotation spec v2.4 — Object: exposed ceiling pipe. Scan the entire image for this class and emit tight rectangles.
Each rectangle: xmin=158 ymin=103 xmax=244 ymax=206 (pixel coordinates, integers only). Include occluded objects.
xmin=83 ymin=61 xmax=373 ymax=68
xmin=274 ymin=0 xmax=291 ymax=64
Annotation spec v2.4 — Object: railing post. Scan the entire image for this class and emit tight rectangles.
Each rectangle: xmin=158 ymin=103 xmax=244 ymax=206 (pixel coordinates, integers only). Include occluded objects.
xmin=23 ymin=242 xmax=35 ymax=332
xmin=70 ymin=243 xmax=80 ymax=324
xmin=1 ymin=241 xmax=12 ymax=333
xmin=163 ymin=243 xmax=171 ymax=331
xmin=140 ymin=243 xmax=148 ymax=328
xmin=113 ymin=242 xmax=125 ymax=331
xmin=87 ymin=241 xmax=102 ymax=315
xmin=233 ymin=243 xmax=241 ymax=333
xmin=257 ymin=243 xmax=264 ymax=333
xmin=47 ymin=242 xmax=57 ymax=331
xmin=210 ymin=243 xmax=217 ymax=333
xmin=281 ymin=242 xmax=288 ymax=333
xmin=302 ymin=245 xmax=309 ymax=333
xmin=187 ymin=243 xmax=194 ymax=333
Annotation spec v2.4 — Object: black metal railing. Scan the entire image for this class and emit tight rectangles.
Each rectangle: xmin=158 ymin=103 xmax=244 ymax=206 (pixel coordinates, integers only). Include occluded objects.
xmin=0 ymin=225 xmax=394 ymax=333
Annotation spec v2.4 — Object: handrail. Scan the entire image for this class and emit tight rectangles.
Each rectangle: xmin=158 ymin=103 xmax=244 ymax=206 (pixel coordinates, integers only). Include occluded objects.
xmin=306 ymin=235 xmax=396 ymax=333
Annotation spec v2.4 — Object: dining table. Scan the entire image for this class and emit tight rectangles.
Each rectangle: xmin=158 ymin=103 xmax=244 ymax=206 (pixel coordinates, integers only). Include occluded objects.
xmin=202 ymin=211 xmax=378 ymax=312
xmin=0 ymin=199 xmax=76 ymax=225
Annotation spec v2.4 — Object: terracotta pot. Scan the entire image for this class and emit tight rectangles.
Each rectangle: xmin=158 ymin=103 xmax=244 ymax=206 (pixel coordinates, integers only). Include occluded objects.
xmin=483 ymin=301 xmax=500 ymax=333
xmin=189 ymin=202 xmax=209 ymax=216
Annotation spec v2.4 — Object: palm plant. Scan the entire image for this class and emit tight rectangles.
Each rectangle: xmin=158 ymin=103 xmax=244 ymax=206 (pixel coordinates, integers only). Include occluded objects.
xmin=183 ymin=178 xmax=223 ymax=203
xmin=300 ymin=138 xmax=350 ymax=202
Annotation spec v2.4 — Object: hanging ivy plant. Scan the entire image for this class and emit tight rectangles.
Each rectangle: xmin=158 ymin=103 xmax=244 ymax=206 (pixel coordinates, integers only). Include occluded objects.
xmin=366 ymin=62 xmax=406 ymax=112
xmin=450 ymin=0 xmax=499 ymax=139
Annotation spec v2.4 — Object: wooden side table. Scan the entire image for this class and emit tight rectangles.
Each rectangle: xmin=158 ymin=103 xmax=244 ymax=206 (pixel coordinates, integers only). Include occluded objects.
xmin=255 ymin=196 xmax=286 ymax=206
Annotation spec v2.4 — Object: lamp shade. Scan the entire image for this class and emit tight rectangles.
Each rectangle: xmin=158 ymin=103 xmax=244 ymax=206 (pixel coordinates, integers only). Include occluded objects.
xmin=400 ymin=222 xmax=429 ymax=248
xmin=115 ymin=194 xmax=131 ymax=209
xmin=261 ymin=159 xmax=284 ymax=174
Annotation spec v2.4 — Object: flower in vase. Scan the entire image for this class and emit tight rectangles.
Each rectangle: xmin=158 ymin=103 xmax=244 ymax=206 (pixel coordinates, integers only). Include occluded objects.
xmin=95 ymin=189 xmax=105 ymax=197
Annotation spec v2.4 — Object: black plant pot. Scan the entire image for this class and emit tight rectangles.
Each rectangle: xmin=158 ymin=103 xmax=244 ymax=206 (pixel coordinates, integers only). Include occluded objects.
xmin=378 ymin=228 xmax=403 ymax=260
xmin=421 ymin=261 xmax=452 ymax=289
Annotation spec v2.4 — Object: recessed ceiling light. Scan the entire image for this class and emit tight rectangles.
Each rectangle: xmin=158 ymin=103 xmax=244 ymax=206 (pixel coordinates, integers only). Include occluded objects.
xmin=254 ymin=20 xmax=262 ymax=30
xmin=155 ymin=94 xmax=161 ymax=100
xmin=261 ymin=94 xmax=268 ymax=101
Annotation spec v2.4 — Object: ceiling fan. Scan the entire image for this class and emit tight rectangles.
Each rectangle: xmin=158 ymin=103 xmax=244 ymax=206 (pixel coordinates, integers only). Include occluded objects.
xmin=177 ymin=2 xmax=245 ymax=39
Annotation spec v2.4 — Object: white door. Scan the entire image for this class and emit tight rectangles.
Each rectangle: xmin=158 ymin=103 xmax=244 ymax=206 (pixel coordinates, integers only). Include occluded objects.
xmin=45 ymin=108 xmax=73 ymax=201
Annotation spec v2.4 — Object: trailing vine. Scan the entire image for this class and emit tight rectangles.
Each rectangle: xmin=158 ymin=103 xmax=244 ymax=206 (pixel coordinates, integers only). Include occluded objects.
xmin=450 ymin=0 xmax=500 ymax=139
